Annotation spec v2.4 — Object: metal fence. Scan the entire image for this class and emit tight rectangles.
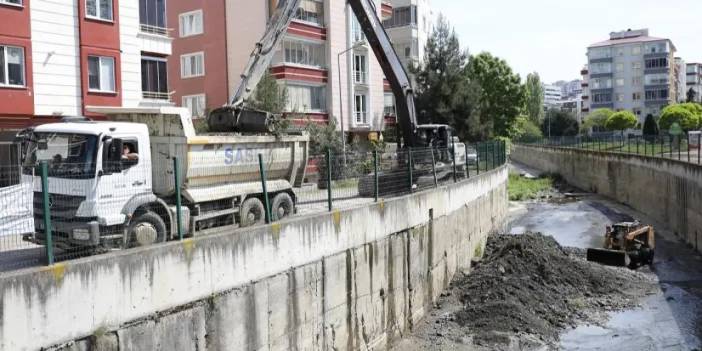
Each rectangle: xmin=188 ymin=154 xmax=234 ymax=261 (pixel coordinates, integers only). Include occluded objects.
xmin=0 ymin=141 xmax=506 ymax=272
xmin=519 ymin=134 xmax=702 ymax=164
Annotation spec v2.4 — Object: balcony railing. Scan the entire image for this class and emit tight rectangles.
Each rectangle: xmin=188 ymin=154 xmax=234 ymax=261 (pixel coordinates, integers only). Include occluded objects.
xmin=354 ymin=71 xmax=368 ymax=84
xmin=139 ymin=24 xmax=170 ymax=37
xmin=143 ymin=91 xmax=171 ymax=100
xmin=355 ymin=112 xmax=368 ymax=124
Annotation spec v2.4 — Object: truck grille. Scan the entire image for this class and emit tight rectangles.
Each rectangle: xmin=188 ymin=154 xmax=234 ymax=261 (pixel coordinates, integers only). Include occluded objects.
xmin=33 ymin=192 xmax=84 ymax=219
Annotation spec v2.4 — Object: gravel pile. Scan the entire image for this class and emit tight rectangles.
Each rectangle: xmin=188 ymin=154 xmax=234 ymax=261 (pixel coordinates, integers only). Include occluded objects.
xmin=453 ymin=233 xmax=655 ymax=347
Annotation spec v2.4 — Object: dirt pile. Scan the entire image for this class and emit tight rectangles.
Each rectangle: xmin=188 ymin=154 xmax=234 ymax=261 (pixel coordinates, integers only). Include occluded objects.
xmin=454 ymin=233 xmax=655 ymax=347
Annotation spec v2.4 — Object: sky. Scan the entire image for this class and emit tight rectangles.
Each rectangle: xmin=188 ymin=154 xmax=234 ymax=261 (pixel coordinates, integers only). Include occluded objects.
xmin=431 ymin=0 xmax=702 ymax=84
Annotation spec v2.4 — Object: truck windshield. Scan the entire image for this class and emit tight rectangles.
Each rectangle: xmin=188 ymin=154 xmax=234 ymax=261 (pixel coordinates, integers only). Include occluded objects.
xmin=22 ymin=132 xmax=98 ymax=179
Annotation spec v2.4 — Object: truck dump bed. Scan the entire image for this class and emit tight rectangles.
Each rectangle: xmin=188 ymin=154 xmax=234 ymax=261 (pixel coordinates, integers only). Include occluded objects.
xmin=90 ymin=107 xmax=309 ymax=204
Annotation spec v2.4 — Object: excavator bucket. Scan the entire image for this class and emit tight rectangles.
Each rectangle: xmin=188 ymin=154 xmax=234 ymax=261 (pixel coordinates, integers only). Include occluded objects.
xmin=586 ymin=248 xmax=629 ymax=267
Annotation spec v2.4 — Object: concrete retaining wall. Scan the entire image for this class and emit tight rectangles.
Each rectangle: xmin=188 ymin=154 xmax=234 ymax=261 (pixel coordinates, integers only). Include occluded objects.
xmin=512 ymin=145 xmax=702 ymax=252
xmin=0 ymin=166 xmax=508 ymax=351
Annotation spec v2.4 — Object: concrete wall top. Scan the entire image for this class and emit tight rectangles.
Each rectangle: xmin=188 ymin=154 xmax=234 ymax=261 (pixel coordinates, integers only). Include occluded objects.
xmin=0 ymin=166 xmax=507 ymax=350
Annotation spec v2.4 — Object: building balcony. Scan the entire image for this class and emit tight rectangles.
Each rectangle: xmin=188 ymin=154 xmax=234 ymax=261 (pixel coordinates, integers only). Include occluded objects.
xmin=589 ymin=57 xmax=612 ymax=64
xmin=381 ymin=2 xmax=393 ymax=20
xmin=138 ymin=27 xmax=172 ymax=56
xmin=139 ymin=24 xmax=169 ymax=36
xmin=590 ymin=72 xmax=613 ymax=79
xmin=591 ymin=102 xmax=614 ymax=109
xmin=581 ymin=82 xmax=588 ymax=87
xmin=644 ymin=52 xmax=669 ymax=59
xmin=353 ymin=71 xmax=368 ymax=85
xmin=270 ymin=64 xmax=328 ymax=84
xmin=142 ymin=91 xmax=170 ymax=100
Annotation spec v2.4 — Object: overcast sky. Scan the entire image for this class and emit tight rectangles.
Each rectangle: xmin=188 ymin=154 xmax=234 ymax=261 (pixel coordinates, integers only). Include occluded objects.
xmin=431 ymin=0 xmax=702 ymax=84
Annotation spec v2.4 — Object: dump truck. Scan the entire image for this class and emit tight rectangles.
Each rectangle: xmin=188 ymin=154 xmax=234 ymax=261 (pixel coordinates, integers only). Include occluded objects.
xmin=21 ymin=107 xmax=309 ymax=249
xmin=586 ymin=221 xmax=655 ymax=269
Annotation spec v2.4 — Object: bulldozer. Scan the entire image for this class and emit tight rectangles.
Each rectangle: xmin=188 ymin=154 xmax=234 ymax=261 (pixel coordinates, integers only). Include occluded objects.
xmin=586 ymin=221 xmax=655 ymax=269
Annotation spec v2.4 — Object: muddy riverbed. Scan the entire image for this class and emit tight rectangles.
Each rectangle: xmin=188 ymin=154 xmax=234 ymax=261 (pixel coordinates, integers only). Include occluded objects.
xmin=392 ymin=163 xmax=702 ymax=350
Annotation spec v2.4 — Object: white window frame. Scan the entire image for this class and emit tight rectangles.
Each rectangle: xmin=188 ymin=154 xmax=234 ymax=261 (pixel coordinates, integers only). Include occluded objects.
xmin=354 ymin=93 xmax=368 ymax=125
xmin=286 ymin=83 xmax=326 ymax=113
xmin=0 ymin=0 xmax=22 ymax=7
xmin=0 ymin=45 xmax=26 ymax=88
xmin=87 ymin=55 xmax=116 ymax=93
xmin=180 ymin=52 xmax=205 ymax=78
xmin=179 ymin=9 xmax=204 ymax=38
xmin=353 ymin=53 xmax=368 ymax=84
xmin=86 ymin=0 xmax=113 ymax=22
xmin=182 ymin=94 xmax=206 ymax=118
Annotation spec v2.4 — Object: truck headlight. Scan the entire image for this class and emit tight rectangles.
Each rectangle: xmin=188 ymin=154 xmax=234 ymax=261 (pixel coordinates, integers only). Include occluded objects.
xmin=73 ymin=228 xmax=91 ymax=241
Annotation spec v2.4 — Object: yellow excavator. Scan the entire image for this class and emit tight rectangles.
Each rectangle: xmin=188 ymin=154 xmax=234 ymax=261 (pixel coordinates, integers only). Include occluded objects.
xmin=586 ymin=221 xmax=655 ymax=269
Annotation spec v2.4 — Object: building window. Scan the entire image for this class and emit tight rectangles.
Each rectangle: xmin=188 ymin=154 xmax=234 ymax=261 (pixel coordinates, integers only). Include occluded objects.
xmin=592 ymin=92 xmax=612 ymax=103
xmin=632 ymin=92 xmax=642 ymax=101
xmin=355 ymin=94 xmax=368 ymax=124
xmin=616 ymin=93 xmax=624 ymax=102
xmin=383 ymin=5 xmax=417 ymax=28
xmin=384 ymin=92 xmax=395 ymax=116
xmin=86 ymin=0 xmax=113 ymax=21
xmin=644 ymin=73 xmax=668 ymax=85
xmin=180 ymin=52 xmax=205 ymax=78
xmin=179 ymin=9 xmax=203 ymax=37
xmin=615 ymin=63 xmax=624 ymax=72
xmin=182 ymin=94 xmax=206 ymax=118
xmin=632 ymin=76 xmax=642 ymax=86
xmin=644 ymin=42 xmax=668 ymax=54
xmin=632 ymin=62 xmax=641 ymax=70
xmin=633 ymin=108 xmax=642 ymax=116
xmin=0 ymin=45 xmax=25 ymax=87
xmin=282 ymin=40 xmax=325 ymax=68
xmin=615 ymin=78 xmax=624 ymax=86
xmin=0 ymin=0 xmax=22 ymax=6
xmin=351 ymin=16 xmax=365 ymax=43
xmin=141 ymin=56 xmax=168 ymax=100
xmin=632 ymin=46 xmax=641 ymax=55
xmin=139 ymin=0 xmax=166 ymax=34
xmin=645 ymin=57 xmax=668 ymax=69
xmin=645 ymin=89 xmax=669 ymax=100
xmin=589 ymin=47 xmax=612 ymax=59
xmin=294 ymin=0 xmax=324 ymax=26
xmin=590 ymin=62 xmax=612 ymax=74
xmin=287 ymin=84 xmax=326 ymax=112
xmin=87 ymin=56 xmax=115 ymax=92
xmin=353 ymin=53 xmax=367 ymax=84
xmin=591 ymin=78 xmax=612 ymax=89
xmin=617 ymin=48 xmax=625 ymax=57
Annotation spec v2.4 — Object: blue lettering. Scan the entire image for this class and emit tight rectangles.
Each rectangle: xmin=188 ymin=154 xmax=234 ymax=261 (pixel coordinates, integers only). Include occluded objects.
xmin=234 ymin=148 xmax=243 ymax=164
xmin=224 ymin=148 xmax=233 ymax=165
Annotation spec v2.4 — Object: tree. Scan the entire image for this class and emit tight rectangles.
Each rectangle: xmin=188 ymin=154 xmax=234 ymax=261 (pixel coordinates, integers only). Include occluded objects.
xmin=604 ymin=111 xmax=637 ymax=136
xmin=687 ymin=88 xmax=698 ymax=103
xmin=680 ymin=102 xmax=702 ymax=120
xmin=581 ymin=108 xmax=614 ymax=133
xmin=249 ymin=72 xmax=288 ymax=114
xmin=523 ymin=73 xmax=544 ymax=124
xmin=642 ymin=114 xmax=659 ymax=136
xmin=659 ymin=105 xmax=699 ymax=131
xmin=541 ymin=108 xmax=579 ymax=136
xmin=465 ymin=52 xmax=525 ymax=138
xmin=509 ymin=115 xmax=543 ymax=142
xmin=412 ymin=15 xmax=482 ymax=142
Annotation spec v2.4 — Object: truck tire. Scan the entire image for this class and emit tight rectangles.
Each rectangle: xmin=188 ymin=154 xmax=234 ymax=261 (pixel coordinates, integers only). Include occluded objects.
xmin=272 ymin=193 xmax=294 ymax=221
xmin=127 ymin=211 xmax=167 ymax=248
xmin=240 ymin=197 xmax=265 ymax=227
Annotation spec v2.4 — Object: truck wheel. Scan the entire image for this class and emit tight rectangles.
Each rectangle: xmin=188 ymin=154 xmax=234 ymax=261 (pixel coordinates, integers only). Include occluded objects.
xmin=272 ymin=193 xmax=294 ymax=221
xmin=240 ymin=197 xmax=265 ymax=227
xmin=127 ymin=211 xmax=167 ymax=248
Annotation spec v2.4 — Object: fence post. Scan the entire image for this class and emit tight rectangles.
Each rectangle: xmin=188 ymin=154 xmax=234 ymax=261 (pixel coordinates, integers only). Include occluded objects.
xmin=408 ymin=148 xmax=414 ymax=193
xmin=492 ymin=141 xmax=496 ymax=170
xmin=325 ymin=149 xmax=333 ymax=212
xmin=373 ymin=150 xmax=379 ymax=202
xmin=687 ymin=138 xmax=691 ymax=163
xmin=660 ymin=136 xmax=664 ymax=158
xmin=173 ymin=157 xmax=184 ymax=240
xmin=465 ymin=144 xmax=470 ymax=178
xmin=258 ymin=154 xmax=272 ymax=223
xmin=431 ymin=148 xmax=438 ymax=187
xmin=698 ymin=137 xmax=701 ymax=164
xmin=678 ymin=137 xmax=681 ymax=161
xmin=40 ymin=161 xmax=54 ymax=266
xmin=476 ymin=143 xmax=480 ymax=175
xmin=452 ymin=143 xmax=457 ymax=183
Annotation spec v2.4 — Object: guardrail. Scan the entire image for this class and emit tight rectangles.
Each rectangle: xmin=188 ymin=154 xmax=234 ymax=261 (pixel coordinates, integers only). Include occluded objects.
xmin=0 ymin=141 xmax=506 ymax=272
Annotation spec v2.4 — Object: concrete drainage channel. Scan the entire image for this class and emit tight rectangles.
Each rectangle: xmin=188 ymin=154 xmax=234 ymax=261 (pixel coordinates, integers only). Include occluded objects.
xmin=392 ymin=162 xmax=702 ymax=350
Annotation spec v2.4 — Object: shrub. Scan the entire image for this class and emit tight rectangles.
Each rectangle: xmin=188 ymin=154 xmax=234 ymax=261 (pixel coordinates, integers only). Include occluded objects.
xmin=604 ymin=111 xmax=637 ymax=134
xmin=659 ymin=105 xmax=699 ymax=131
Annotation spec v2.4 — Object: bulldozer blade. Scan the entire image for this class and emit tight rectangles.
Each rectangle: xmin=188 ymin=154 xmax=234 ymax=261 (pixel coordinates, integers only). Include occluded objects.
xmin=586 ymin=248 xmax=630 ymax=267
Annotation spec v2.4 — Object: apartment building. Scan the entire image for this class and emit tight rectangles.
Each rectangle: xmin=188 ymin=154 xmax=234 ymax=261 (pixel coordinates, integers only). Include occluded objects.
xmin=0 ymin=0 xmax=173 ymax=129
xmin=581 ymin=65 xmax=590 ymax=115
xmin=382 ymin=0 xmax=431 ymax=71
xmin=585 ymin=29 xmax=679 ymax=121
xmin=168 ymin=0 xmax=393 ymax=142
xmin=686 ymin=63 xmax=702 ymax=103
xmin=543 ymin=84 xmax=562 ymax=108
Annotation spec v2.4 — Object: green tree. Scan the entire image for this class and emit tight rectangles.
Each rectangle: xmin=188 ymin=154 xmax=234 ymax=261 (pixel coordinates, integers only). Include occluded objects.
xmin=680 ymin=102 xmax=702 ymax=120
xmin=523 ymin=73 xmax=544 ymax=124
xmin=604 ymin=111 xmax=638 ymax=136
xmin=412 ymin=15 xmax=482 ymax=142
xmin=465 ymin=52 xmax=524 ymax=138
xmin=249 ymin=72 xmax=288 ymax=114
xmin=542 ymin=108 xmax=578 ymax=136
xmin=509 ymin=115 xmax=543 ymax=142
xmin=687 ymin=88 xmax=698 ymax=103
xmin=642 ymin=114 xmax=659 ymax=136
xmin=659 ymin=105 xmax=699 ymax=131
xmin=581 ymin=108 xmax=614 ymax=133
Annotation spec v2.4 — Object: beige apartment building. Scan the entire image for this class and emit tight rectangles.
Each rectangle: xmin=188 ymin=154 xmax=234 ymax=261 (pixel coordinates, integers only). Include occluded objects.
xmin=168 ymin=0 xmax=394 ymax=142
